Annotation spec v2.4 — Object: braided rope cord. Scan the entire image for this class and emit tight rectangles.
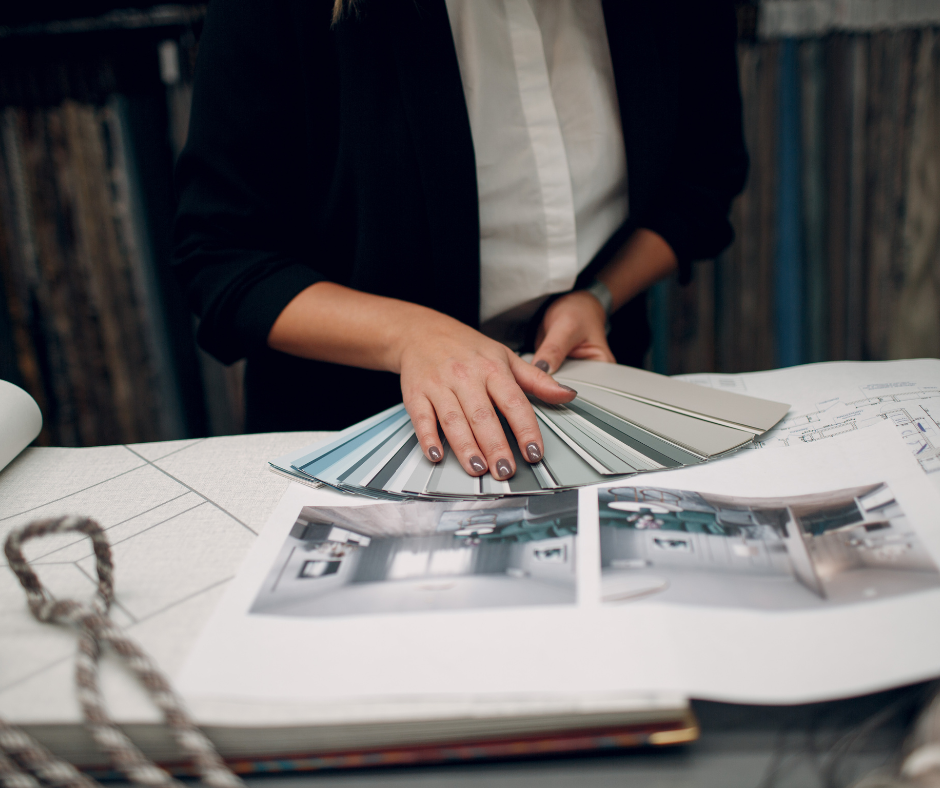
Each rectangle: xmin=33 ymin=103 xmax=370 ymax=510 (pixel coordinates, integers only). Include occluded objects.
xmin=2 ymin=516 xmax=244 ymax=788
xmin=0 ymin=719 xmax=96 ymax=788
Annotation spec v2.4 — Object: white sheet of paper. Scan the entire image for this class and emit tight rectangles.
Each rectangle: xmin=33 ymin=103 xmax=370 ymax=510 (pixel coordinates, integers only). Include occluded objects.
xmin=678 ymin=358 xmax=940 ymax=492
xmin=0 ymin=380 xmax=42 ymax=473
xmin=180 ymin=419 xmax=940 ymax=716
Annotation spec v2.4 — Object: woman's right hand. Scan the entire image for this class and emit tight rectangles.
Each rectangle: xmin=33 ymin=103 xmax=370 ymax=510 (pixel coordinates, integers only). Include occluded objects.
xmin=394 ymin=309 xmax=577 ymax=480
xmin=268 ymin=281 xmax=577 ymax=480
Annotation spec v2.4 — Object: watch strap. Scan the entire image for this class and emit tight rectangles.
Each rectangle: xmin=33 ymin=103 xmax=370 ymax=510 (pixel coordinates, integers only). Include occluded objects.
xmin=585 ymin=279 xmax=614 ymax=317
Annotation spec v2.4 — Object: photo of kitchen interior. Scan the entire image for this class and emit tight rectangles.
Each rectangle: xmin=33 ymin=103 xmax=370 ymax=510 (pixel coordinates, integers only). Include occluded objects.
xmin=251 ymin=492 xmax=579 ymax=618
xmin=599 ymin=483 xmax=940 ymax=610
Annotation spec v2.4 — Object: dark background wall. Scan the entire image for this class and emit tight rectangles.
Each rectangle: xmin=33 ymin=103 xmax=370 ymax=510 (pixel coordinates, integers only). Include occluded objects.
xmin=0 ymin=1 xmax=938 ymax=446
xmin=656 ymin=2 xmax=940 ymax=376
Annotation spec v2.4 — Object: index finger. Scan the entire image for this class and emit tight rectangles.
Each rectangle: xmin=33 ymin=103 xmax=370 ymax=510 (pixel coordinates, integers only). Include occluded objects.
xmin=486 ymin=372 xmax=546 ymax=465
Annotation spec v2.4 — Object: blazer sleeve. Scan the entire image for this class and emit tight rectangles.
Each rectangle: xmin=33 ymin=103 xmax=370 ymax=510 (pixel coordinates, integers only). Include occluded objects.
xmin=172 ymin=0 xmax=337 ymax=365
xmin=634 ymin=2 xmax=749 ymax=281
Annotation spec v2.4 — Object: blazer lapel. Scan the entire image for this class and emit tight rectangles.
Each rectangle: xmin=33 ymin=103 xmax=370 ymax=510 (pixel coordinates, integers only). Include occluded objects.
xmin=383 ymin=0 xmax=481 ymax=328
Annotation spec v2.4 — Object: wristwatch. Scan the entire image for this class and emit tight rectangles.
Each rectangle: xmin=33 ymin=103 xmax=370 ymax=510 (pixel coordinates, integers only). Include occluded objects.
xmin=585 ymin=278 xmax=614 ymax=317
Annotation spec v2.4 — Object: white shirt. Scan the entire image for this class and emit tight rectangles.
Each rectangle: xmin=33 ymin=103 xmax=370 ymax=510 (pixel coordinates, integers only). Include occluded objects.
xmin=444 ymin=0 xmax=628 ymax=345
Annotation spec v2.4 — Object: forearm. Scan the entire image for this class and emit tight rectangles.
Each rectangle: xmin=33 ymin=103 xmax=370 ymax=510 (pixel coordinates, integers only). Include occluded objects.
xmin=595 ymin=228 xmax=679 ymax=313
xmin=267 ymin=280 xmax=577 ymax=480
xmin=267 ymin=281 xmax=445 ymax=374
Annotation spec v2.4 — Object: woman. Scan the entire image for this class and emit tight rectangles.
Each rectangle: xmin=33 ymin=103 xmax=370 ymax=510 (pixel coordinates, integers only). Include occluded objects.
xmin=173 ymin=0 xmax=748 ymax=481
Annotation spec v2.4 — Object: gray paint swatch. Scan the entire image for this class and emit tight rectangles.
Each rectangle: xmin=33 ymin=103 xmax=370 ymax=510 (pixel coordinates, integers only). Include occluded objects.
xmin=538 ymin=420 xmax=608 ymax=488
xmin=564 ymin=385 xmax=755 ymax=458
xmin=554 ymin=359 xmax=790 ymax=433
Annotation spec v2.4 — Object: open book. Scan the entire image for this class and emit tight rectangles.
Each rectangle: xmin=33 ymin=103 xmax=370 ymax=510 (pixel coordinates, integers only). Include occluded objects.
xmin=173 ymin=416 xmax=940 ymax=766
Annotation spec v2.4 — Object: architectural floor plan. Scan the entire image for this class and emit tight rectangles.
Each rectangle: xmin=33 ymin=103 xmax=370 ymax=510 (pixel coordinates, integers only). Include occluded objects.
xmin=679 ymin=360 xmax=940 ymax=490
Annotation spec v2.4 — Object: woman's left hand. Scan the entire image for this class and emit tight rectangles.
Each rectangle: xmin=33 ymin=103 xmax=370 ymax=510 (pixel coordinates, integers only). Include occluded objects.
xmin=531 ymin=289 xmax=616 ymax=374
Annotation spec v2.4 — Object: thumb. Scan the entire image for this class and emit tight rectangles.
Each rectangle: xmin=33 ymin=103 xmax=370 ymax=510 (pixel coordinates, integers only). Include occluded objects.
xmin=509 ymin=353 xmax=578 ymax=405
xmin=532 ymin=318 xmax=579 ymax=376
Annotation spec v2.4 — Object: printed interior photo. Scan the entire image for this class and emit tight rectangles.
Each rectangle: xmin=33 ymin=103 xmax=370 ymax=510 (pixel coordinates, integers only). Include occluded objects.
xmin=251 ymin=492 xmax=579 ymax=618
xmin=598 ymin=483 xmax=940 ymax=610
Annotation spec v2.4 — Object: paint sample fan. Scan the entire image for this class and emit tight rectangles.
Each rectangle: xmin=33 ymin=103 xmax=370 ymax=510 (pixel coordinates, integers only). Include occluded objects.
xmin=269 ymin=360 xmax=790 ymax=500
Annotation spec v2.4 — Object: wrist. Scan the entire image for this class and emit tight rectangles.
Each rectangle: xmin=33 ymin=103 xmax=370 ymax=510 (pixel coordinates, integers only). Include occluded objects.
xmin=384 ymin=302 xmax=456 ymax=375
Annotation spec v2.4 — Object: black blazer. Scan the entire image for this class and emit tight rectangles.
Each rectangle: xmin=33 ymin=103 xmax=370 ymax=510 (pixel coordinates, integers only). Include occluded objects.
xmin=173 ymin=0 xmax=748 ymax=432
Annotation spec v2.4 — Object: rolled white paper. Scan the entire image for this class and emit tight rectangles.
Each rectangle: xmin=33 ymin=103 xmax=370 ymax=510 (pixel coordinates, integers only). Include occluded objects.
xmin=0 ymin=380 xmax=42 ymax=473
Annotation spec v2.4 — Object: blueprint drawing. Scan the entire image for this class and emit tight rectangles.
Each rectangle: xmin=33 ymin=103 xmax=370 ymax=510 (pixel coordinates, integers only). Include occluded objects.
xmin=678 ymin=360 xmax=940 ymax=489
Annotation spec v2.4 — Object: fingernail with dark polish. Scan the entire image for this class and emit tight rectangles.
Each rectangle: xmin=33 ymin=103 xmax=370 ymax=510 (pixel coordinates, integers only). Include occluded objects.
xmin=496 ymin=458 xmax=512 ymax=479
xmin=558 ymin=384 xmax=577 ymax=395
xmin=429 ymin=446 xmax=442 ymax=462
xmin=526 ymin=442 xmax=542 ymax=462
xmin=534 ymin=359 xmax=550 ymax=373
xmin=469 ymin=455 xmax=486 ymax=473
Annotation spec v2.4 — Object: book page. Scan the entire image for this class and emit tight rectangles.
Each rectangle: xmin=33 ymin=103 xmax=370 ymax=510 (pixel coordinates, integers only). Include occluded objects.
xmin=592 ymin=419 xmax=940 ymax=704
xmin=178 ymin=483 xmax=683 ymax=726
xmin=181 ymin=419 xmax=940 ymax=712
